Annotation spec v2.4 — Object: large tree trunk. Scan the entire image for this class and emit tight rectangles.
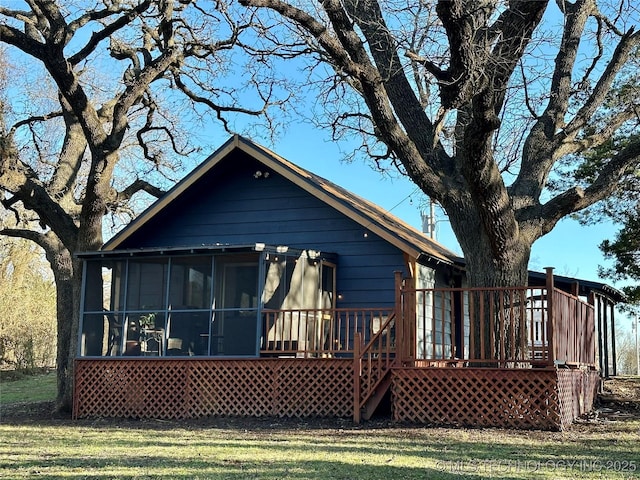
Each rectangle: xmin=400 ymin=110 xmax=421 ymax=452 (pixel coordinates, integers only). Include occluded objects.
xmin=45 ymin=245 xmax=76 ymax=412
xmin=447 ymin=196 xmax=531 ymax=287
xmin=43 ymin=152 xmax=113 ymax=412
xmin=447 ymin=202 xmax=532 ymax=364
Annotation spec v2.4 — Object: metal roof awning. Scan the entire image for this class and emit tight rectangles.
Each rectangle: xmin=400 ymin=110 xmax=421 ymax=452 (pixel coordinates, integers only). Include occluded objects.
xmin=76 ymin=243 xmax=335 ymax=261
xmin=527 ymin=270 xmax=626 ymax=302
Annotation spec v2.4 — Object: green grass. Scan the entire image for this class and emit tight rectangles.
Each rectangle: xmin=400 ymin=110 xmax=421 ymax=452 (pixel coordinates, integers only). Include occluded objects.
xmin=0 ymin=372 xmax=639 ymax=479
xmin=0 ymin=370 xmax=56 ymax=404
xmin=1 ymin=417 xmax=639 ymax=479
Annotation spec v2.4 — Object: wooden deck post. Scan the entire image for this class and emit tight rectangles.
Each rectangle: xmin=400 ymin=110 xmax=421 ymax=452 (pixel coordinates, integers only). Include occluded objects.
xmin=545 ymin=267 xmax=555 ymax=367
xmin=595 ymin=294 xmax=604 ymax=374
xmin=610 ymin=301 xmax=617 ymax=377
xmin=588 ymin=292 xmax=596 ymax=368
xmin=571 ymin=281 xmax=579 ymax=297
xmin=394 ymin=271 xmax=404 ymax=364
xmin=353 ymin=332 xmax=361 ymax=424
xmin=405 ymin=274 xmax=416 ymax=364
xmin=603 ymin=300 xmax=610 ymax=378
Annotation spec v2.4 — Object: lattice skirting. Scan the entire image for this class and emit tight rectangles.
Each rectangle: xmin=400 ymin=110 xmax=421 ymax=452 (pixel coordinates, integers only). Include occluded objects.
xmin=391 ymin=368 xmax=573 ymax=430
xmin=556 ymin=369 xmax=600 ymax=429
xmin=74 ymin=358 xmax=353 ymax=419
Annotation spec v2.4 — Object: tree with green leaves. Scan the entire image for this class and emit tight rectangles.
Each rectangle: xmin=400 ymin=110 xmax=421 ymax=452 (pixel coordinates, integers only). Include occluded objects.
xmin=600 ymin=211 xmax=640 ymax=306
xmin=0 ymin=0 xmax=284 ymax=411
xmin=566 ymin=129 xmax=640 ymax=308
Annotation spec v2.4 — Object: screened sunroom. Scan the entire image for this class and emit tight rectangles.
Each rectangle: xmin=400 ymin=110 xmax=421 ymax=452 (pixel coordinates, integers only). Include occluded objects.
xmin=78 ymin=244 xmax=336 ymax=358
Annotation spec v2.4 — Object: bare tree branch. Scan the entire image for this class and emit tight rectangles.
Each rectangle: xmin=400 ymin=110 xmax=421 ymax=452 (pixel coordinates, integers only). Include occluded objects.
xmin=512 ymin=0 xmax=595 ymax=203
xmin=9 ymin=110 xmax=62 ymax=134
xmin=0 ymin=227 xmax=50 ymax=252
xmin=68 ymin=1 xmax=152 ymax=65
xmin=112 ymin=179 xmax=166 ymax=205
xmin=538 ymin=136 xmax=640 ymax=231
xmin=562 ymin=28 xmax=640 ymax=139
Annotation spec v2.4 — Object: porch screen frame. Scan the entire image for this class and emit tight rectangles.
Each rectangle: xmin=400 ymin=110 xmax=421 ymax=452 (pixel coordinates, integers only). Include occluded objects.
xmin=77 ymin=246 xmax=336 ymax=358
xmin=211 ymin=257 xmax=262 ymax=356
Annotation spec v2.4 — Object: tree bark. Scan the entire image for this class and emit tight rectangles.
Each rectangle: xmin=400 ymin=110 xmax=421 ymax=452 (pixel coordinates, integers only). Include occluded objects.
xmin=46 ymin=248 xmax=76 ymax=412
xmin=445 ymin=191 xmax=531 ymax=363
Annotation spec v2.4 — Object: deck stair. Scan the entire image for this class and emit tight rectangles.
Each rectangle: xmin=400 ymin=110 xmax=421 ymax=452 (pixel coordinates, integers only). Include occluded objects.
xmin=354 ymin=312 xmax=397 ymax=422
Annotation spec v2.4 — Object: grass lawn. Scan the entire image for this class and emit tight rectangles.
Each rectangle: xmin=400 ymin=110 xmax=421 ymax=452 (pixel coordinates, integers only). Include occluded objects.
xmin=1 ymin=373 xmax=639 ymax=480
xmin=0 ymin=370 xmax=57 ymax=404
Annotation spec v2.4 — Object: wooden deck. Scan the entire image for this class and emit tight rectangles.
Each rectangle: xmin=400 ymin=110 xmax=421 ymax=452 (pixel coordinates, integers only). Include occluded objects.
xmin=73 ymin=357 xmax=598 ymax=430
xmin=73 ymin=271 xmax=608 ymax=430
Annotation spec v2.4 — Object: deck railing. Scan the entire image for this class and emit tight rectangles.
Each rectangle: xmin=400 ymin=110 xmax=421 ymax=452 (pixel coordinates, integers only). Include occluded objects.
xmin=260 ymin=307 xmax=395 ymax=357
xmin=406 ymin=284 xmax=596 ymax=369
xmin=408 ymin=286 xmax=548 ymax=367
xmin=552 ymin=289 xmax=596 ymax=367
xmin=356 ymin=312 xmax=396 ymax=388
xmin=258 ymin=280 xmax=596 ymax=370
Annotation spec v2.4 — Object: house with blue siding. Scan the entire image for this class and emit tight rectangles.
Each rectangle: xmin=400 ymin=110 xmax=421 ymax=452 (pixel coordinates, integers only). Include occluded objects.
xmin=79 ymin=135 xmax=461 ymax=358
xmin=74 ymin=135 xmax=622 ymax=429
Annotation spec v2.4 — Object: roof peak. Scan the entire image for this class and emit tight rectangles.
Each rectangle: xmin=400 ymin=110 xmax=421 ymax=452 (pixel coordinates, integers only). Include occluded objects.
xmin=102 ymin=135 xmax=459 ymax=265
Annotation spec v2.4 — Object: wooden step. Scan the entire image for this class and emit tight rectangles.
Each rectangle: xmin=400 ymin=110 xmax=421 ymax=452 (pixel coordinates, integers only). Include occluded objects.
xmin=362 ymin=373 xmax=393 ymax=420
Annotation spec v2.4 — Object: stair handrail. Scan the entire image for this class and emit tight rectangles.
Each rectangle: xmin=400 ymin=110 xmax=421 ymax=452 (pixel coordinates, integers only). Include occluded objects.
xmin=354 ymin=311 xmax=397 ymax=422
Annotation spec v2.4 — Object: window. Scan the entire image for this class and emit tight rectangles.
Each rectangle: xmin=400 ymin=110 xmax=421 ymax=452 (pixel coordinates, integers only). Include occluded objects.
xmin=166 ymin=257 xmax=213 ymax=356
xmin=80 ymin=253 xmax=261 ymax=357
xmin=127 ymin=259 xmax=168 ymax=310
xmin=80 ymin=255 xmax=214 ymax=357
xmin=169 ymin=257 xmax=212 ymax=309
xmin=80 ymin=260 xmax=125 ymax=356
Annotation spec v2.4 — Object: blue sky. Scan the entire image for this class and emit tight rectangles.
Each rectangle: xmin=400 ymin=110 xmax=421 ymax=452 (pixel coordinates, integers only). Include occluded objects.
xmin=206 ymin=122 xmax=632 ymax=331
xmin=261 ymin=126 xmax=618 ymax=282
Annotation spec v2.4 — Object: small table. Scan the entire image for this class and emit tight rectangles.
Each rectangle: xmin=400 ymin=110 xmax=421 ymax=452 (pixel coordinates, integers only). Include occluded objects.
xmin=141 ymin=328 xmax=164 ymax=356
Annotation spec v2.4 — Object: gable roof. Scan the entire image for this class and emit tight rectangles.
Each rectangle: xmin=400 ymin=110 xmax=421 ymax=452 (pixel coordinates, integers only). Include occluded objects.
xmin=103 ymin=135 xmax=461 ymax=265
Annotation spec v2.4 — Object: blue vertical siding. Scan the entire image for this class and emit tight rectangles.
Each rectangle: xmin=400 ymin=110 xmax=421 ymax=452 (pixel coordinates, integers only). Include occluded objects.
xmin=118 ymin=151 xmax=409 ymax=307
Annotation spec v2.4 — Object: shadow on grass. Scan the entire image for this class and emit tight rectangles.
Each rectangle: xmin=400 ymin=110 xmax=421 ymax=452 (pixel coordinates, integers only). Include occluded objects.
xmin=1 ymin=456 xmax=495 ymax=480
xmin=2 ymin=439 xmax=639 ymax=480
xmin=1 ymin=410 xmax=639 ymax=480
